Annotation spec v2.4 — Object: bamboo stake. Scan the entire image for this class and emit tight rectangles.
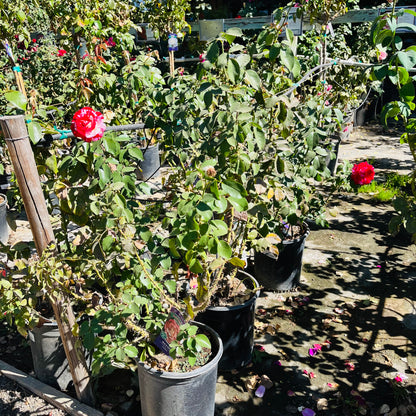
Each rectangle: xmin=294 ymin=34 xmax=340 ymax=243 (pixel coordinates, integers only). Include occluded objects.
xmin=0 ymin=115 xmax=94 ymax=406
xmin=2 ymin=40 xmax=27 ymax=98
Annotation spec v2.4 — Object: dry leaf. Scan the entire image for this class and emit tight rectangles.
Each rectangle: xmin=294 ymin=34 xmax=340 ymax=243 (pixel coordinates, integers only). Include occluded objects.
xmin=244 ymin=375 xmax=260 ymax=391
xmin=317 ymin=398 xmax=328 ymax=411
xmin=266 ymin=325 xmax=276 ymax=335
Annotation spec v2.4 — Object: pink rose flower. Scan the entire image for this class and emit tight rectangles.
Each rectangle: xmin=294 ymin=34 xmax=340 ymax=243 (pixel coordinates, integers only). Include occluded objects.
xmin=57 ymin=49 xmax=67 ymax=57
xmin=378 ymin=51 xmax=387 ymax=61
xmin=71 ymin=107 xmax=106 ymax=142
xmin=351 ymin=161 xmax=375 ymax=185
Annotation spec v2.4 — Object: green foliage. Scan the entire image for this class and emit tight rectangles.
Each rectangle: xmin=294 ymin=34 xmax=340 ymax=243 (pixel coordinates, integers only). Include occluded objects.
xmin=136 ymin=0 xmax=191 ymax=39
xmin=371 ymin=7 xmax=416 ymax=242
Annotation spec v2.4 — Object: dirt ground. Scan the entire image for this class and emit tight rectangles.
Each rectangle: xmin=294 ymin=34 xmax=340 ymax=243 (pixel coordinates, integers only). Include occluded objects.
xmin=0 ymin=123 xmax=415 ymax=416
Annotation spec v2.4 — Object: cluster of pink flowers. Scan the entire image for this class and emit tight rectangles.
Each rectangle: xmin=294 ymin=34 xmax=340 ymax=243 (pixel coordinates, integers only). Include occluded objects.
xmin=57 ymin=49 xmax=67 ymax=57
xmin=294 ymin=0 xmax=309 ymax=7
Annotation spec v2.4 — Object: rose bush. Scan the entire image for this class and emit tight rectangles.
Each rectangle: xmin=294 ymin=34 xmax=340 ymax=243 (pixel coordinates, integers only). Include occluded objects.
xmin=351 ymin=161 xmax=375 ymax=186
xmin=71 ymin=107 xmax=106 ymax=142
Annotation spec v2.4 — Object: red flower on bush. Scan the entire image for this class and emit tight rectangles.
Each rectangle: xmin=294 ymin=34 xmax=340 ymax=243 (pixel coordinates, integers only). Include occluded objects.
xmin=71 ymin=107 xmax=106 ymax=142
xmin=351 ymin=161 xmax=375 ymax=185
xmin=57 ymin=49 xmax=67 ymax=56
xmin=105 ymin=37 xmax=116 ymax=47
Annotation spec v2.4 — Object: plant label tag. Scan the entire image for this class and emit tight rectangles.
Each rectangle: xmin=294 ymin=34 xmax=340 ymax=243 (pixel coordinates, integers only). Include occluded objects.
xmin=168 ymin=33 xmax=178 ymax=52
xmin=154 ymin=307 xmax=185 ymax=356
xmin=327 ymin=23 xmax=335 ymax=37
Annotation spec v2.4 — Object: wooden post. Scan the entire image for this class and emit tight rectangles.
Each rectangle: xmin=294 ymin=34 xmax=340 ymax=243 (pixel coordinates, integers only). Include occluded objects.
xmin=0 ymin=115 xmax=94 ymax=406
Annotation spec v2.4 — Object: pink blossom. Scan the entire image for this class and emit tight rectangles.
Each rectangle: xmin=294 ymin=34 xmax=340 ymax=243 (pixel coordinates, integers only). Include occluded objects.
xmin=345 ymin=362 xmax=355 ymax=371
xmin=394 ymin=375 xmax=403 ymax=383
xmin=57 ymin=49 xmax=67 ymax=57
xmin=199 ymin=54 xmax=206 ymax=63
xmin=309 ymin=348 xmax=318 ymax=356
xmin=313 ymin=344 xmax=322 ymax=350
xmin=324 ymin=100 xmax=330 ymax=106
xmin=378 ymin=51 xmax=387 ymax=61
xmin=326 ymin=84 xmax=333 ymax=92
xmin=294 ymin=3 xmax=300 ymax=7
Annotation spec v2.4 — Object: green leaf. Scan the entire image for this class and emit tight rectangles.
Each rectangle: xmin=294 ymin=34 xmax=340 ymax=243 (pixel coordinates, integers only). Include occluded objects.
xmin=165 ymin=280 xmax=176 ymax=294
xmin=236 ymin=53 xmax=250 ymax=69
xmin=128 ymin=147 xmax=143 ymax=160
xmin=102 ymin=235 xmax=114 ymax=251
xmin=16 ymin=10 xmax=26 ymax=22
xmin=229 ymin=257 xmax=246 ymax=268
xmin=373 ymin=64 xmax=389 ymax=81
xmin=124 ymin=345 xmax=138 ymax=358
xmin=244 ymin=69 xmax=261 ymax=90
xmin=280 ymin=48 xmax=296 ymax=73
xmin=189 ymin=258 xmax=204 ymax=274
xmin=227 ymin=59 xmax=240 ymax=84
xmin=217 ymin=240 xmax=232 ymax=259
xmin=27 ymin=121 xmax=43 ymax=144
xmin=196 ymin=201 xmax=213 ymax=221
xmin=400 ymin=81 xmax=415 ymax=103
xmin=229 ymin=196 xmax=248 ymax=212
xmin=205 ymin=42 xmax=219 ymax=63
xmin=5 ymin=91 xmax=27 ymax=111
xmin=211 ymin=219 xmax=228 ymax=236
xmin=194 ymin=334 xmax=211 ymax=349
xmin=397 ymin=51 xmax=415 ymax=70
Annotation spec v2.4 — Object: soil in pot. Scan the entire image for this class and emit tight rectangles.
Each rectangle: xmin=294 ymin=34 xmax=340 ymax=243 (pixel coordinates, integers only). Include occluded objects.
xmin=254 ymin=224 xmax=310 ymax=291
xmin=195 ymin=270 xmax=260 ymax=370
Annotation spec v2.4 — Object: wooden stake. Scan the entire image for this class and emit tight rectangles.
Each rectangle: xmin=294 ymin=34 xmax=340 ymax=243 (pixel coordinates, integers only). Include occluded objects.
xmin=0 ymin=115 xmax=94 ymax=406
xmin=169 ymin=50 xmax=175 ymax=76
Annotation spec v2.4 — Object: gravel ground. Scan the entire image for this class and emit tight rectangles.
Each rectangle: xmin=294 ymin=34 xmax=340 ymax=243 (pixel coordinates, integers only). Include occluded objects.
xmin=0 ymin=376 xmax=67 ymax=415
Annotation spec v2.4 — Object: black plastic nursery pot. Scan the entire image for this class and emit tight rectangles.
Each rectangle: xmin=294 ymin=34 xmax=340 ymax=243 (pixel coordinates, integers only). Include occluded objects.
xmin=195 ymin=271 xmax=260 ymax=371
xmin=138 ymin=143 xmax=160 ymax=181
xmin=254 ymin=227 xmax=310 ymax=291
xmin=325 ymin=136 xmax=341 ymax=176
xmin=0 ymin=193 xmax=8 ymax=244
xmin=137 ymin=321 xmax=223 ymax=416
xmin=28 ymin=321 xmax=74 ymax=390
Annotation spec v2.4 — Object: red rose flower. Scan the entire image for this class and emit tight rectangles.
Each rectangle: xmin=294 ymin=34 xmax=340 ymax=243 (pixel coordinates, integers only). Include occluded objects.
xmin=57 ymin=49 xmax=67 ymax=57
xmin=105 ymin=37 xmax=116 ymax=47
xmin=351 ymin=161 xmax=375 ymax=185
xmin=71 ymin=107 xmax=106 ymax=142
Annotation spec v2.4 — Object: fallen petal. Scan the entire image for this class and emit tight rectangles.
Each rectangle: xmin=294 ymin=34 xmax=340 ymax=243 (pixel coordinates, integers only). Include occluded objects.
xmin=255 ymin=385 xmax=266 ymax=398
